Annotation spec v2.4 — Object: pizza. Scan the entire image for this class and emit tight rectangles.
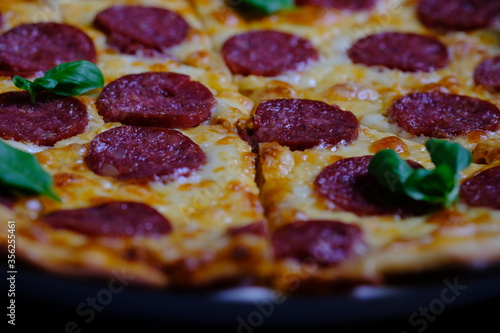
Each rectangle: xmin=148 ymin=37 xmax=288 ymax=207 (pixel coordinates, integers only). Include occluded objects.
xmin=1 ymin=0 xmax=500 ymax=295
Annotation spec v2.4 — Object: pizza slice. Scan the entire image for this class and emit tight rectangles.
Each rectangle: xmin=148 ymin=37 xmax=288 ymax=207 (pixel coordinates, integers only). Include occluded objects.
xmin=254 ymin=97 xmax=500 ymax=293
xmin=3 ymin=123 xmax=269 ymax=288
xmin=0 ymin=0 xmax=255 ymax=132
xmin=0 ymin=0 xmax=269 ymax=289
xmin=192 ymin=0 xmax=500 ymax=148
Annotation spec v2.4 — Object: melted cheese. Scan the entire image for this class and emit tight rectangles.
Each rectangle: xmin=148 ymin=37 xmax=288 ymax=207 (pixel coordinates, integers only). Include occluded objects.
xmin=193 ymin=0 xmax=500 ymax=148
xmin=259 ymin=126 xmax=500 ymax=289
xmin=9 ymin=124 xmax=269 ymax=287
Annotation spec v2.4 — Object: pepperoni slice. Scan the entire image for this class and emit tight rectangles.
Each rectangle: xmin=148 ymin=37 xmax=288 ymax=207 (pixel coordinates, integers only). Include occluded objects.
xmin=253 ymin=99 xmax=358 ymax=151
xmin=417 ymin=0 xmax=500 ymax=31
xmin=85 ymin=126 xmax=206 ymax=182
xmin=0 ymin=91 xmax=88 ymax=146
xmin=474 ymin=56 xmax=500 ymax=93
xmin=295 ymin=0 xmax=376 ymax=10
xmin=221 ymin=30 xmax=319 ymax=77
xmin=347 ymin=32 xmax=449 ymax=73
xmin=390 ymin=92 xmax=500 ymax=138
xmin=94 ymin=5 xmax=190 ymax=56
xmin=0 ymin=23 xmax=96 ymax=77
xmin=272 ymin=220 xmax=364 ymax=267
xmin=314 ymin=156 xmax=433 ymax=217
xmin=460 ymin=166 xmax=500 ymax=210
xmin=42 ymin=201 xmax=172 ymax=237
xmin=96 ymin=72 xmax=215 ymax=128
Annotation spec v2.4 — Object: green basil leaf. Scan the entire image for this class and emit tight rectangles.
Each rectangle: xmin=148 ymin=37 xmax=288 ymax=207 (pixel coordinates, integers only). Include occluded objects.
xmin=32 ymin=77 xmax=58 ymax=90
xmin=425 ymin=138 xmax=472 ymax=174
xmin=11 ymin=60 xmax=104 ymax=103
xmin=369 ymin=139 xmax=471 ymax=209
xmin=368 ymin=149 xmax=414 ymax=193
xmin=13 ymin=76 xmax=33 ymax=91
xmin=44 ymin=60 xmax=105 ymax=96
xmin=404 ymin=164 xmax=458 ymax=207
xmin=240 ymin=0 xmax=294 ymax=14
xmin=0 ymin=140 xmax=60 ymax=201
xmin=28 ymin=77 xmax=59 ymax=103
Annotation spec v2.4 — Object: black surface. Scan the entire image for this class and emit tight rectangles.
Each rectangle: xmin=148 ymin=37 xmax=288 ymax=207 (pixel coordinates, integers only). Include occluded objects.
xmin=14 ymin=294 xmax=500 ymax=332
xmin=3 ymin=263 xmax=500 ymax=332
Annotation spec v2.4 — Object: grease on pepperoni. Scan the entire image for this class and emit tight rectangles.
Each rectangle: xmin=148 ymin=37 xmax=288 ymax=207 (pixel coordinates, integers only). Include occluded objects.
xmin=42 ymin=201 xmax=172 ymax=237
xmin=347 ymin=32 xmax=449 ymax=73
xmin=0 ymin=23 xmax=96 ymax=77
xmin=253 ymin=99 xmax=358 ymax=151
xmin=85 ymin=126 xmax=206 ymax=182
xmin=314 ymin=156 xmax=434 ymax=217
xmin=295 ymin=0 xmax=376 ymax=10
xmin=474 ymin=56 xmax=500 ymax=93
xmin=417 ymin=0 xmax=500 ymax=31
xmin=390 ymin=92 xmax=500 ymax=138
xmin=94 ymin=5 xmax=190 ymax=56
xmin=0 ymin=91 xmax=88 ymax=146
xmin=460 ymin=166 xmax=500 ymax=210
xmin=221 ymin=30 xmax=319 ymax=77
xmin=272 ymin=220 xmax=364 ymax=267
xmin=96 ymin=72 xmax=215 ymax=128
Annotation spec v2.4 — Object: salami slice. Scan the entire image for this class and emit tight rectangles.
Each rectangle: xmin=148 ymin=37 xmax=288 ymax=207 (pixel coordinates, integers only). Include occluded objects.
xmin=42 ymin=201 xmax=172 ymax=237
xmin=221 ymin=30 xmax=319 ymax=77
xmin=460 ymin=166 xmax=500 ymax=210
xmin=0 ymin=91 xmax=88 ymax=146
xmin=0 ymin=22 xmax=96 ymax=77
xmin=314 ymin=156 xmax=433 ymax=217
xmin=474 ymin=56 xmax=500 ymax=93
xmin=390 ymin=92 xmax=500 ymax=138
xmin=295 ymin=0 xmax=376 ymax=10
xmin=253 ymin=99 xmax=358 ymax=151
xmin=94 ymin=5 xmax=190 ymax=56
xmin=272 ymin=220 xmax=364 ymax=266
xmin=417 ymin=0 xmax=500 ymax=31
xmin=85 ymin=126 xmax=206 ymax=182
xmin=96 ymin=72 xmax=215 ymax=128
xmin=347 ymin=32 xmax=449 ymax=72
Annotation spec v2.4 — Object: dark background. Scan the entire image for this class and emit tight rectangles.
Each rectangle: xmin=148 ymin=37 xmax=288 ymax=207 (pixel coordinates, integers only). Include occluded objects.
xmin=4 ymin=263 xmax=500 ymax=333
xmin=13 ymin=294 xmax=500 ymax=333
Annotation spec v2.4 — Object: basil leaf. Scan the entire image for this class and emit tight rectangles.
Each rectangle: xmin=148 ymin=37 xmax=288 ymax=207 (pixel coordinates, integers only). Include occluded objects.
xmin=29 ymin=78 xmax=59 ymax=103
xmin=44 ymin=60 xmax=104 ymax=96
xmin=240 ymin=0 xmax=294 ymax=14
xmin=32 ymin=77 xmax=58 ymax=90
xmin=12 ymin=60 xmax=104 ymax=103
xmin=368 ymin=139 xmax=472 ymax=209
xmin=0 ymin=140 xmax=60 ymax=201
xmin=425 ymin=138 xmax=472 ymax=174
xmin=404 ymin=164 xmax=458 ymax=207
xmin=12 ymin=76 xmax=32 ymax=91
xmin=368 ymin=149 xmax=413 ymax=193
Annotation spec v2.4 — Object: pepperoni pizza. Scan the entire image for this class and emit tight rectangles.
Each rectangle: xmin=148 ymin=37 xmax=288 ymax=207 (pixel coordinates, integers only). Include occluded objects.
xmin=1 ymin=0 xmax=500 ymax=295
